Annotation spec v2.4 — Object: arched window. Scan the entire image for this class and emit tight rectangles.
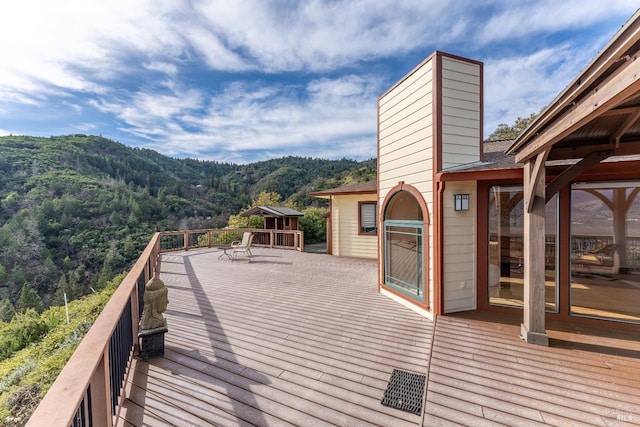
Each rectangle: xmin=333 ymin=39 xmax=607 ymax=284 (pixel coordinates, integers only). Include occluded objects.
xmin=383 ymin=190 xmax=425 ymax=301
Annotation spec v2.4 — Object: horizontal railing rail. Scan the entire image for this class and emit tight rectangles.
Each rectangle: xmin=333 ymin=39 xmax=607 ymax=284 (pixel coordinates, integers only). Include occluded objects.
xmin=27 ymin=233 xmax=161 ymax=427
xmin=158 ymin=228 xmax=304 ymax=253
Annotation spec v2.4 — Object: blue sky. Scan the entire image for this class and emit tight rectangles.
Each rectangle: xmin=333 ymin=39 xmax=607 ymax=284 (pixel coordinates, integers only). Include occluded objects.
xmin=0 ymin=1 xmax=638 ymax=164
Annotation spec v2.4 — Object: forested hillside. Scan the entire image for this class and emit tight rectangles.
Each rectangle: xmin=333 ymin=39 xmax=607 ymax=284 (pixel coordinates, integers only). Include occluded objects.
xmin=0 ymin=134 xmax=375 ymax=312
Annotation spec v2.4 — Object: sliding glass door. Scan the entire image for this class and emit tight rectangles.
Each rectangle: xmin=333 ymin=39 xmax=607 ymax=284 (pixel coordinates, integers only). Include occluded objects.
xmin=571 ymin=182 xmax=640 ymax=323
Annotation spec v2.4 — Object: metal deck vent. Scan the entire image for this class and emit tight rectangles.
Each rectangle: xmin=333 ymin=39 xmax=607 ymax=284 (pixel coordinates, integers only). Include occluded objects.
xmin=380 ymin=369 xmax=426 ymax=415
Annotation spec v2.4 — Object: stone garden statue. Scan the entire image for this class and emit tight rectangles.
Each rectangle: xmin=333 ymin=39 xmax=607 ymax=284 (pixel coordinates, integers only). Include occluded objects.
xmin=140 ymin=274 xmax=169 ymax=330
xmin=139 ymin=274 xmax=169 ymax=360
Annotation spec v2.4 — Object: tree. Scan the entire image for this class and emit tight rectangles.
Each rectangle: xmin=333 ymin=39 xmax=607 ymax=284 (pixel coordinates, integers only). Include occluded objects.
xmin=0 ymin=297 xmax=15 ymax=322
xmin=17 ymin=282 xmax=44 ymax=314
xmin=299 ymin=207 xmax=328 ymax=244
xmin=53 ymin=274 xmax=70 ymax=306
xmin=252 ymin=191 xmax=281 ymax=207
xmin=486 ymin=112 xmax=538 ymax=141
xmin=227 ymin=214 xmax=263 ymax=229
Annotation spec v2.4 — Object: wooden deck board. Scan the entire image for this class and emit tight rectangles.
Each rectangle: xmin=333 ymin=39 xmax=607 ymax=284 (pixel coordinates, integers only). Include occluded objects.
xmin=118 ymin=248 xmax=640 ymax=426
xmin=425 ymin=314 xmax=640 ymax=427
xmin=120 ymin=249 xmax=429 ymax=426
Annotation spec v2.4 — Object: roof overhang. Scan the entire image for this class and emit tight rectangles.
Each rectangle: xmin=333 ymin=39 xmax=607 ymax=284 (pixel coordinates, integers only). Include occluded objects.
xmin=310 ymin=181 xmax=377 ymax=199
xmin=240 ymin=206 xmax=303 ymax=218
xmin=507 ymin=9 xmax=640 ymax=165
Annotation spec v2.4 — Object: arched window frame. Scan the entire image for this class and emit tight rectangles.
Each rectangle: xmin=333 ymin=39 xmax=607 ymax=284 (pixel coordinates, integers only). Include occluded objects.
xmin=380 ymin=182 xmax=430 ymax=309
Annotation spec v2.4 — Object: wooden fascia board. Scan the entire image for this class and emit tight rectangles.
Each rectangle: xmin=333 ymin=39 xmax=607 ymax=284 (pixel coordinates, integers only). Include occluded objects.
xmin=437 ymin=167 xmax=522 ymax=182
xmin=515 ymin=51 xmax=640 ymax=163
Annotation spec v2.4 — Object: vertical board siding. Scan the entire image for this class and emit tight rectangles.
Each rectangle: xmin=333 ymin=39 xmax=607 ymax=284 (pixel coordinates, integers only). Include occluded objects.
xmin=379 ymin=57 xmax=435 ymax=310
xmin=443 ymin=182 xmax=476 ymax=312
xmin=441 ymin=57 xmax=481 ymax=170
xmin=332 ymin=194 xmax=378 ymax=259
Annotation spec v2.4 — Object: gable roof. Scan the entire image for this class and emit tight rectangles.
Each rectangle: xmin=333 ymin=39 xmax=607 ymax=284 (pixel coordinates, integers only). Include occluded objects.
xmin=240 ymin=206 xmax=304 ymax=217
xmin=310 ymin=181 xmax=377 ymax=198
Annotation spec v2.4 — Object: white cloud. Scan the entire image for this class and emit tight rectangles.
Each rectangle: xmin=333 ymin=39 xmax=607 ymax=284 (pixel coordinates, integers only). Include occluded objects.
xmin=1 ymin=1 xmax=638 ymax=161
xmin=483 ymin=43 xmax=595 ymax=137
xmin=477 ymin=0 xmax=638 ymax=44
xmin=119 ymin=75 xmax=382 ymax=162
xmin=192 ymin=0 xmax=469 ymax=72
xmin=144 ymin=62 xmax=179 ymax=76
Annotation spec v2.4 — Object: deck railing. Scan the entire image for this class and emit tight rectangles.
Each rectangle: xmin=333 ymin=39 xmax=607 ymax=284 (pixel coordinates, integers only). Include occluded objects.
xmin=26 ymin=233 xmax=161 ymax=427
xmin=26 ymin=228 xmax=303 ymax=426
xmin=159 ymin=228 xmax=304 ymax=252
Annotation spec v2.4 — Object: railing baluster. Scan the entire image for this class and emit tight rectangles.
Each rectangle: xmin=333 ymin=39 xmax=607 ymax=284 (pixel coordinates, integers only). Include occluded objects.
xmin=108 ymin=298 xmax=133 ymax=416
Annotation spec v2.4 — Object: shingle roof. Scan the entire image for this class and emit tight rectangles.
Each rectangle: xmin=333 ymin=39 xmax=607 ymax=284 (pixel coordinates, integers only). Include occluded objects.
xmin=240 ymin=206 xmax=304 ymax=217
xmin=310 ymin=181 xmax=377 ymax=197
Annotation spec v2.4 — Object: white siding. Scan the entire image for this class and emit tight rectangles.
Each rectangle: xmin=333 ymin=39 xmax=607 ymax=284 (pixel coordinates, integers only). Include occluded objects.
xmin=443 ymin=181 xmax=476 ymax=313
xmin=379 ymin=57 xmax=434 ymax=309
xmin=332 ymin=194 xmax=377 ymax=259
xmin=441 ymin=57 xmax=481 ymax=170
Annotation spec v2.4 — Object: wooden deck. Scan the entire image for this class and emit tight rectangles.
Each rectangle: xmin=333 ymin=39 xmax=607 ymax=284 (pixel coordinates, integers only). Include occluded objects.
xmin=116 ymin=248 xmax=640 ymax=426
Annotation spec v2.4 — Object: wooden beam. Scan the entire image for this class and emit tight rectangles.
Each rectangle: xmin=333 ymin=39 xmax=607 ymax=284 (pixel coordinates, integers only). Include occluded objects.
xmin=600 ymin=105 xmax=640 ymax=116
xmin=545 ymin=150 xmax=611 ymax=202
xmin=610 ymin=109 xmax=640 ymax=146
xmin=547 ymin=140 xmax=640 ymax=160
xmin=515 ymin=50 xmax=640 ymax=163
xmin=525 ymin=150 xmax=548 ymax=213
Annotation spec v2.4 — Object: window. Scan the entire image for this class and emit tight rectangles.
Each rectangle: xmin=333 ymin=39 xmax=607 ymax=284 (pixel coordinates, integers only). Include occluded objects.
xmin=359 ymin=202 xmax=377 ymax=234
xmin=488 ymin=185 xmax=558 ymax=311
xmin=570 ymin=181 xmax=640 ymax=323
xmin=383 ymin=191 xmax=424 ymax=301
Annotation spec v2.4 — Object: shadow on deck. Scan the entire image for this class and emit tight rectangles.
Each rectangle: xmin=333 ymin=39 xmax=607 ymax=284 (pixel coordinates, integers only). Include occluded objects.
xmin=116 ymin=248 xmax=640 ymax=426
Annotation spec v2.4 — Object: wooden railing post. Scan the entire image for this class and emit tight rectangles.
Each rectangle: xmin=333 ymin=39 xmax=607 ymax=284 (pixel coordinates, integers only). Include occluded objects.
xmin=91 ymin=348 xmax=112 ymax=427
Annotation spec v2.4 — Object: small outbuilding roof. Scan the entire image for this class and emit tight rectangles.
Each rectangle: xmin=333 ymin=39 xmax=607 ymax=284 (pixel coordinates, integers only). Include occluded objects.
xmin=310 ymin=181 xmax=377 ymax=198
xmin=240 ymin=206 xmax=304 ymax=217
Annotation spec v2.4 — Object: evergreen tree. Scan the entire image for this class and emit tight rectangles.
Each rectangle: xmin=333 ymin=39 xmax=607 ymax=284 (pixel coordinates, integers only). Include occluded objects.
xmin=17 ymin=282 xmax=44 ymax=313
xmin=69 ymin=272 xmax=83 ymax=299
xmin=53 ymin=274 xmax=70 ymax=306
xmin=0 ymin=297 xmax=15 ymax=322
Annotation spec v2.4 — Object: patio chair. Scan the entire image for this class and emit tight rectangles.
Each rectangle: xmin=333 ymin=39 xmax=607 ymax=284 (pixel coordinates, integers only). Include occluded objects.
xmin=231 ymin=232 xmax=254 ymax=260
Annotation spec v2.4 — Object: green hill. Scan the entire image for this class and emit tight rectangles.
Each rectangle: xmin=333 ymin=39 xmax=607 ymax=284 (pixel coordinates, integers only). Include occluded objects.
xmin=0 ymin=134 xmax=376 ymax=310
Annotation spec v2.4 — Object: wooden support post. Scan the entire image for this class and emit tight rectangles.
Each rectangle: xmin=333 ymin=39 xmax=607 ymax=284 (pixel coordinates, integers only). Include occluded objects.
xmin=521 ymin=155 xmax=549 ymax=346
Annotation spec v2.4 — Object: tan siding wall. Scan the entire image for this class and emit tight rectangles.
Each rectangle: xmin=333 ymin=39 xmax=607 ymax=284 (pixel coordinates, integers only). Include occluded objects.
xmin=331 ymin=194 xmax=377 ymax=259
xmin=441 ymin=57 xmax=481 ymax=170
xmin=379 ymin=57 xmax=434 ymax=309
xmin=443 ymin=181 xmax=476 ymax=312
